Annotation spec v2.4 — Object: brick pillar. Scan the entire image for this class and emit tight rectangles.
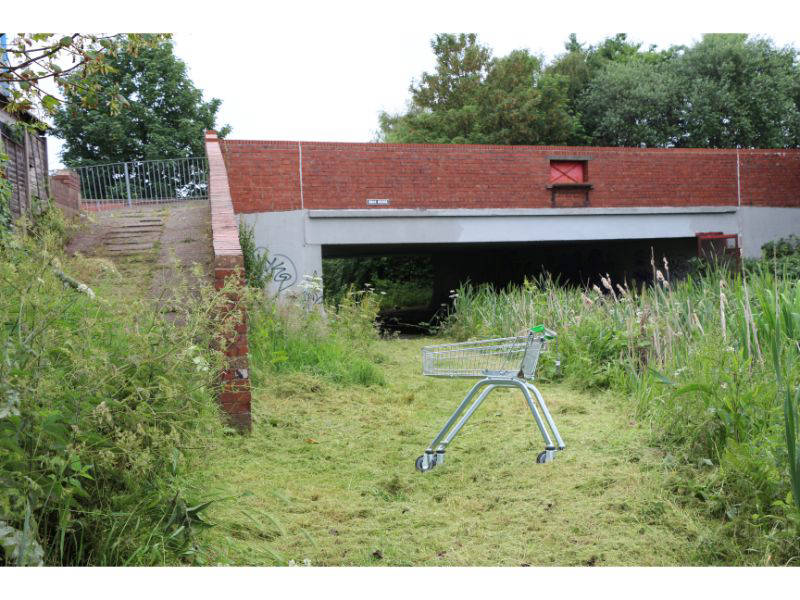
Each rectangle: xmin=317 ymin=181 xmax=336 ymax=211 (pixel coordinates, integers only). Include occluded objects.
xmin=205 ymin=130 xmax=252 ymax=431
xmin=49 ymin=169 xmax=82 ymax=216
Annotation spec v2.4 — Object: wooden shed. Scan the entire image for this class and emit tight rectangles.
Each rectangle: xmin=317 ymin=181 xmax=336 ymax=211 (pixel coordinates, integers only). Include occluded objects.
xmin=1 ymin=96 xmax=49 ymax=219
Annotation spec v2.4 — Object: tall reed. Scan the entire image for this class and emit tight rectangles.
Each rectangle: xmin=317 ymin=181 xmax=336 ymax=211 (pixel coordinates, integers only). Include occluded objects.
xmin=439 ymin=265 xmax=800 ymax=563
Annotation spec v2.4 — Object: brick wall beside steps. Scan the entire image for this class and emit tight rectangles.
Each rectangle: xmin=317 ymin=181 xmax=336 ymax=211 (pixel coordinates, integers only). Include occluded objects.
xmin=50 ymin=170 xmax=82 ymax=216
xmin=205 ymin=130 xmax=252 ymax=432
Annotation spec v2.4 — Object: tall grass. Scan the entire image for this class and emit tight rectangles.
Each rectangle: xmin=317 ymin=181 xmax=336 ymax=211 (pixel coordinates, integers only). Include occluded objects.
xmin=439 ymin=264 xmax=800 ymax=564
xmin=249 ymin=286 xmax=386 ymax=388
xmin=238 ymin=221 xmax=271 ymax=289
xmin=0 ymin=209 xmax=241 ymax=565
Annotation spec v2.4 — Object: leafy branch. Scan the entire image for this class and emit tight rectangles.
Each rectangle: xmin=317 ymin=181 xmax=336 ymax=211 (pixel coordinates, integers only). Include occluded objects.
xmin=0 ymin=33 xmax=171 ymax=123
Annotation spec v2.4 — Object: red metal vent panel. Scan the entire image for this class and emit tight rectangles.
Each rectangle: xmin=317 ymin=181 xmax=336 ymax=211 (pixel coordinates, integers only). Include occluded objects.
xmin=549 ymin=160 xmax=585 ymax=184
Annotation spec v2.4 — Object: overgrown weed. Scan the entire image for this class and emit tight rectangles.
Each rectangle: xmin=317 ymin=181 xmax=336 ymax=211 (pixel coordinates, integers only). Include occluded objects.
xmin=0 ymin=207 xmax=243 ymax=565
xmin=249 ymin=286 xmax=385 ymax=388
xmin=438 ymin=261 xmax=800 ymax=564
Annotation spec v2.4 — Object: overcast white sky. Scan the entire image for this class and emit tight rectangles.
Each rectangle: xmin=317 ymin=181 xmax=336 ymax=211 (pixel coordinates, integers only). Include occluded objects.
xmin=6 ymin=0 xmax=800 ymax=169
xmin=171 ymin=29 xmax=800 ymax=144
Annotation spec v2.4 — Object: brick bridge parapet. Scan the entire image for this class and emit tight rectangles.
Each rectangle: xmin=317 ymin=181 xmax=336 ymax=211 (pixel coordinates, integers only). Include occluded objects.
xmin=205 ymin=130 xmax=252 ymax=431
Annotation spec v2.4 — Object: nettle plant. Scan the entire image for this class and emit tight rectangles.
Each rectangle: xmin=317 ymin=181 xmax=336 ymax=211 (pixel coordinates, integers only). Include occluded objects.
xmin=0 ymin=223 xmax=245 ymax=565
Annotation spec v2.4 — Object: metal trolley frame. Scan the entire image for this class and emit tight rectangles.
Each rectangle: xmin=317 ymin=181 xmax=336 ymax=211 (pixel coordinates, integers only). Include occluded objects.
xmin=415 ymin=326 xmax=565 ymax=472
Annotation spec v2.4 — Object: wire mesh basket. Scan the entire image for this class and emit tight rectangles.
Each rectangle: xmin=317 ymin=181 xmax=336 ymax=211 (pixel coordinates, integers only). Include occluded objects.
xmin=415 ymin=326 xmax=563 ymax=471
xmin=422 ymin=333 xmax=550 ymax=379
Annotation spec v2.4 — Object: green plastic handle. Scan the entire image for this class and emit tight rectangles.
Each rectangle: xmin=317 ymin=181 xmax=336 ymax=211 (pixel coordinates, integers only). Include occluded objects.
xmin=530 ymin=324 xmax=556 ymax=339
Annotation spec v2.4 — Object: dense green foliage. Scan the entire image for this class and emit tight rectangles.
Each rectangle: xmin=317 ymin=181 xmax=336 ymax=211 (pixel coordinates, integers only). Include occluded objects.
xmin=760 ymin=235 xmax=800 ymax=279
xmin=576 ymin=58 xmax=683 ymax=147
xmin=53 ymin=37 xmax=230 ymax=167
xmin=249 ymin=288 xmax=386 ymax=387
xmin=1 ymin=34 xmax=169 ymax=120
xmin=579 ymin=34 xmax=800 ymax=148
xmin=383 ymin=33 xmax=800 ymax=149
xmin=379 ymin=34 xmax=579 ymax=145
xmin=0 ymin=212 xmax=241 ymax=565
xmin=0 ymin=140 xmax=12 ymax=233
xmin=323 ymin=256 xmax=433 ymax=308
xmin=238 ymin=222 xmax=271 ymax=289
xmin=438 ymin=261 xmax=800 ymax=564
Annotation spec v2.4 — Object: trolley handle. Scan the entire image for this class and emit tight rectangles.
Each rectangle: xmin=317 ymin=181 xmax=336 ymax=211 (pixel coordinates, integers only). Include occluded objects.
xmin=529 ymin=324 xmax=556 ymax=340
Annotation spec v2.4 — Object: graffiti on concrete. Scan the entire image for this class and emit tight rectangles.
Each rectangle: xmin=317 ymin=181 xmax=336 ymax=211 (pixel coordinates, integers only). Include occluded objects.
xmin=255 ymin=248 xmax=323 ymax=309
xmin=259 ymin=248 xmax=297 ymax=292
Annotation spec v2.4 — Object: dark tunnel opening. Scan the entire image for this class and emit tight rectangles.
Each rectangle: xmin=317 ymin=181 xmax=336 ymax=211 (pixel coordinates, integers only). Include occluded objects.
xmin=322 ymin=237 xmax=698 ymax=333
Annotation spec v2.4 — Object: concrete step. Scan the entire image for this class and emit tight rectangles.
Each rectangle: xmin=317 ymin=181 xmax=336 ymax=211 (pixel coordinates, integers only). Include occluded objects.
xmin=105 ymin=243 xmax=155 ymax=253
xmin=104 ymin=238 xmax=157 ymax=246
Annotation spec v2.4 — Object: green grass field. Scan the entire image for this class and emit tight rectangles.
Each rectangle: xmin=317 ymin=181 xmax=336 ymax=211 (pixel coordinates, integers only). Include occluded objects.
xmin=193 ymin=336 xmax=716 ymax=566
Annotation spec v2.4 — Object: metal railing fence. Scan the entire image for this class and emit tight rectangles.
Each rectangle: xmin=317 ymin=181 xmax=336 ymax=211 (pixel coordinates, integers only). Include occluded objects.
xmin=74 ymin=157 xmax=209 ymax=207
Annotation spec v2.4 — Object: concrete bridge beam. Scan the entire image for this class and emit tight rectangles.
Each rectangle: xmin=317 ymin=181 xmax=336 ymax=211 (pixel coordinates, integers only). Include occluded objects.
xmin=241 ymin=205 xmax=800 ymax=303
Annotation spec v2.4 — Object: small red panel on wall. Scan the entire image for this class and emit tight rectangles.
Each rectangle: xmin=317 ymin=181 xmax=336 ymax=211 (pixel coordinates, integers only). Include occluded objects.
xmin=550 ymin=161 xmax=586 ymax=184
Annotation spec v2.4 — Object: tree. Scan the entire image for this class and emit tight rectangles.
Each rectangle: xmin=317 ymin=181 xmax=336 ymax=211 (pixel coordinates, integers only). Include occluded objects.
xmin=547 ymin=34 xmax=647 ymax=107
xmin=0 ymin=33 xmax=168 ymax=122
xmin=577 ymin=34 xmax=800 ymax=148
xmin=52 ymin=37 xmax=230 ymax=166
xmin=577 ymin=59 xmax=683 ymax=147
xmin=676 ymin=34 xmax=800 ymax=148
xmin=379 ymin=33 xmax=491 ymax=144
xmin=410 ymin=33 xmax=492 ymax=112
xmin=477 ymin=50 xmax=577 ymax=145
xmin=379 ymin=34 xmax=578 ymax=145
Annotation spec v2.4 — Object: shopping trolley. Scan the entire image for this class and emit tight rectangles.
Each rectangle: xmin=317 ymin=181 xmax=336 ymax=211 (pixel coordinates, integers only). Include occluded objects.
xmin=415 ymin=325 xmax=565 ymax=472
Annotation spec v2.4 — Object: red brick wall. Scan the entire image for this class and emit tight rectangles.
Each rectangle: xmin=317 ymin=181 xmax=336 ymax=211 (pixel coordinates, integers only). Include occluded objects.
xmin=219 ymin=141 xmax=800 ymax=213
xmin=739 ymin=151 xmax=800 ymax=207
xmin=49 ymin=170 xmax=82 ymax=216
xmin=206 ymin=131 xmax=252 ymax=432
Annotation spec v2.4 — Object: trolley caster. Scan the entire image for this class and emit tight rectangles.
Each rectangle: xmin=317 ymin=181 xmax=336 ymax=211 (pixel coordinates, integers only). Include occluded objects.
xmin=536 ymin=449 xmax=556 ymax=464
xmin=415 ymin=452 xmax=442 ymax=472
xmin=415 ymin=454 xmax=432 ymax=472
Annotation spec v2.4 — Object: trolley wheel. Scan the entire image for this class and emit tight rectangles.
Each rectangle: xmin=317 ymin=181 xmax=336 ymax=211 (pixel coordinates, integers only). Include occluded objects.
xmin=415 ymin=454 xmax=434 ymax=472
xmin=536 ymin=450 xmax=550 ymax=464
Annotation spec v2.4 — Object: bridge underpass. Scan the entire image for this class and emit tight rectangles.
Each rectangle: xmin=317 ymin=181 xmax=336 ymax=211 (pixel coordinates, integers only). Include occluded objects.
xmin=322 ymin=237 xmax=698 ymax=310
xmin=241 ymin=206 xmax=742 ymax=307
xmin=220 ymin=138 xmax=800 ymax=308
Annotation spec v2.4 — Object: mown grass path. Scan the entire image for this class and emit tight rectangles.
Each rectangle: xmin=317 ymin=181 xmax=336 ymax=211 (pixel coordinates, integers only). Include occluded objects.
xmin=197 ymin=337 xmax=715 ymax=566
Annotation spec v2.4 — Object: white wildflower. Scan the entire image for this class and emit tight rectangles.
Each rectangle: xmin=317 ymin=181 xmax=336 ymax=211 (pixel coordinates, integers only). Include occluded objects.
xmin=77 ymin=283 xmax=96 ymax=299
xmin=193 ymin=355 xmax=210 ymax=373
xmin=92 ymin=401 xmax=113 ymax=426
